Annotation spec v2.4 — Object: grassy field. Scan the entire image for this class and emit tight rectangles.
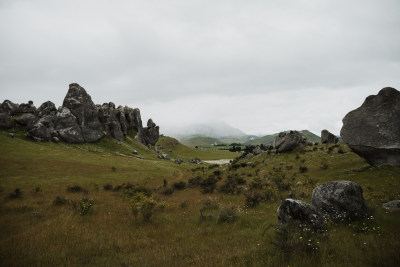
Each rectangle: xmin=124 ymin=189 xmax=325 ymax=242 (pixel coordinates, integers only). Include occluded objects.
xmin=0 ymin=130 xmax=399 ymax=266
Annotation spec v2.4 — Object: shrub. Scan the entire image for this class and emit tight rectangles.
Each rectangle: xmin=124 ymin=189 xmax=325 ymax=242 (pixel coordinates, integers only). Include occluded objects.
xmin=299 ymin=166 xmax=308 ymax=173
xmin=219 ymin=175 xmax=243 ymax=194
xmin=213 ymin=170 xmax=222 ymax=176
xmin=79 ymin=198 xmax=94 ymax=216
xmin=172 ymin=181 xmax=186 ymax=190
xmin=33 ymin=186 xmax=41 ymax=194
xmin=188 ymin=176 xmax=203 ymax=187
xmin=244 ymin=191 xmax=263 ymax=208
xmin=273 ymin=177 xmax=291 ymax=191
xmin=200 ymin=176 xmax=218 ymax=193
xmin=111 ymin=166 xmax=116 ymax=172
xmin=338 ymin=148 xmax=345 ymax=154
xmin=218 ymin=208 xmax=239 ymax=223
xmin=124 ymin=184 xmax=152 ymax=197
xmin=9 ymin=188 xmax=22 ymax=199
xmin=129 ymin=192 xmax=167 ymax=222
xmin=250 ymin=177 xmax=264 ymax=190
xmin=264 ymin=187 xmax=277 ymax=201
xmin=67 ymin=185 xmax=84 ymax=193
xmin=103 ymin=184 xmax=113 ymax=191
xmin=161 ymin=187 xmax=174 ymax=195
xmin=320 ymin=163 xmax=328 ymax=170
xmin=180 ymin=201 xmax=188 ymax=209
xmin=53 ymin=196 xmax=68 ymax=205
xmin=203 ymin=197 xmax=220 ymax=210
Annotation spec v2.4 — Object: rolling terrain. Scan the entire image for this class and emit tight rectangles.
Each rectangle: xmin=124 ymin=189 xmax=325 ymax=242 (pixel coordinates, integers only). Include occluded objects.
xmin=0 ymin=128 xmax=399 ymax=266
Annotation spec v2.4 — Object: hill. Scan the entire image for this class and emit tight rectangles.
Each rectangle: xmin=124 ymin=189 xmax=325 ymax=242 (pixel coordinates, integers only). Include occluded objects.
xmin=165 ymin=121 xmax=246 ymax=138
xmin=179 ymin=135 xmax=224 ymax=147
xmin=244 ymin=130 xmax=320 ymax=146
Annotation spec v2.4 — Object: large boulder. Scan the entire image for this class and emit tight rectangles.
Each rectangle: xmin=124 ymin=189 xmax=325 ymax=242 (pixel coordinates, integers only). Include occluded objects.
xmin=15 ymin=113 xmax=37 ymax=129
xmin=37 ymin=101 xmax=57 ymax=117
xmin=274 ymin=131 xmax=306 ymax=153
xmin=312 ymin=181 xmax=370 ymax=220
xmin=54 ymin=107 xmax=84 ymax=143
xmin=1 ymin=100 xmax=19 ymax=115
xmin=62 ymin=83 xmax=104 ymax=142
xmin=252 ymin=146 xmax=264 ymax=155
xmin=27 ymin=114 xmax=55 ymax=141
xmin=15 ymin=101 xmax=36 ymax=115
xmin=340 ymin=87 xmax=400 ymax=166
xmin=382 ymin=200 xmax=400 ymax=212
xmin=277 ymin=199 xmax=324 ymax=229
xmin=98 ymin=103 xmax=124 ymax=141
xmin=321 ymin=129 xmax=338 ymax=144
xmin=0 ymin=113 xmax=12 ymax=129
xmin=142 ymin=119 xmax=159 ymax=146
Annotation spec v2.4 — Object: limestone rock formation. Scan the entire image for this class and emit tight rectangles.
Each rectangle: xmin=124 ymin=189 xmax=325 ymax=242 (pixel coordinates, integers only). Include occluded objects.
xmin=141 ymin=119 xmax=159 ymax=146
xmin=340 ymin=87 xmax=400 ymax=166
xmin=37 ymin=101 xmax=57 ymax=117
xmin=98 ymin=103 xmax=124 ymax=141
xmin=252 ymin=146 xmax=264 ymax=155
xmin=274 ymin=131 xmax=308 ymax=153
xmin=15 ymin=101 xmax=36 ymax=115
xmin=1 ymin=100 xmax=19 ymax=115
xmin=28 ymin=114 xmax=56 ymax=142
xmin=277 ymin=199 xmax=324 ymax=229
xmin=15 ymin=114 xmax=36 ymax=129
xmin=312 ymin=181 xmax=370 ymax=220
xmin=0 ymin=113 xmax=12 ymax=129
xmin=321 ymin=129 xmax=338 ymax=144
xmin=54 ymin=107 xmax=84 ymax=143
xmin=382 ymin=200 xmax=400 ymax=212
xmin=63 ymin=83 xmax=104 ymax=142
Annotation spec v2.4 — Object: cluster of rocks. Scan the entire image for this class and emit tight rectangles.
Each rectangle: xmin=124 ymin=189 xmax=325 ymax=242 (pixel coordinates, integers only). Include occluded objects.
xmin=340 ymin=87 xmax=400 ymax=167
xmin=0 ymin=83 xmax=159 ymax=146
xmin=273 ymin=131 xmax=314 ymax=153
xmin=277 ymin=180 xmax=370 ymax=229
xmin=321 ymin=129 xmax=338 ymax=144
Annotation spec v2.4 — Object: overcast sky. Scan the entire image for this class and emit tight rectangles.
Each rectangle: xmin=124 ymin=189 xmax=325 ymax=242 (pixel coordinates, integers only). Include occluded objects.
xmin=1 ymin=0 xmax=399 ymax=136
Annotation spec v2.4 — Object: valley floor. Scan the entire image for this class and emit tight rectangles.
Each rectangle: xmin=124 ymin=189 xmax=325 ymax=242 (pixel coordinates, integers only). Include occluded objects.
xmin=0 ymin=131 xmax=399 ymax=266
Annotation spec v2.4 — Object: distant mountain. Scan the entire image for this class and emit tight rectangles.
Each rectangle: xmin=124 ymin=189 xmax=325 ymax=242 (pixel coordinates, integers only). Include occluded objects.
xmin=180 ymin=135 xmax=223 ymax=147
xmin=167 ymin=121 xmax=247 ymax=139
xmin=244 ymin=130 xmax=320 ymax=146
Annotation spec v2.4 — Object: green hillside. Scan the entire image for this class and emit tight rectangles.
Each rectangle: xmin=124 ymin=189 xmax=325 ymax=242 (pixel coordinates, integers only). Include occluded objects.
xmin=244 ymin=130 xmax=320 ymax=146
xmin=179 ymin=135 xmax=224 ymax=147
xmin=0 ymin=128 xmax=399 ymax=266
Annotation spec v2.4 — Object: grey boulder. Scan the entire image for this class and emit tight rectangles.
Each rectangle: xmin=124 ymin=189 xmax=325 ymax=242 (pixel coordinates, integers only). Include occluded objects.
xmin=142 ymin=119 xmax=159 ymax=146
xmin=62 ymin=83 xmax=103 ymax=142
xmin=1 ymin=100 xmax=19 ymax=115
xmin=98 ymin=103 xmax=124 ymax=141
xmin=54 ymin=107 xmax=84 ymax=143
xmin=0 ymin=113 xmax=12 ymax=129
xmin=15 ymin=113 xmax=37 ymax=129
xmin=274 ymin=131 xmax=306 ymax=153
xmin=28 ymin=114 xmax=55 ymax=141
xmin=174 ymin=158 xmax=183 ymax=164
xmin=15 ymin=101 xmax=36 ymax=115
xmin=37 ymin=101 xmax=57 ymax=117
xmin=321 ymin=129 xmax=339 ymax=144
xmin=252 ymin=146 xmax=264 ymax=155
xmin=340 ymin=87 xmax=400 ymax=166
xmin=158 ymin=153 xmax=170 ymax=160
xmin=277 ymin=198 xmax=324 ymax=229
xmin=312 ymin=181 xmax=370 ymax=220
xmin=382 ymin=200 xmax=400 ymax=212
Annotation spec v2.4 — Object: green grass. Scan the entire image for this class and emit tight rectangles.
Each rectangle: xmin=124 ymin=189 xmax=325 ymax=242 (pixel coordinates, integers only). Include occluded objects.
xmin=0 ymin=131 xmax=399 ymax=266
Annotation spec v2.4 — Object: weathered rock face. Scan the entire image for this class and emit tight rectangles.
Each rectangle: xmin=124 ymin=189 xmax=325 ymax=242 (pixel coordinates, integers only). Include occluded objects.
xmin=15 ymin=114 xmax=37 ymax=129
xmin=28 ymin=114 xmax=56 ymax=142
xmin=312 ymin=181 xmax=370 ymax=220
xmin=252 ymin=146 xmax=264 ymax=155
xmin=54 ymin=107 xmax=84 ymax=143
xmin=1 ymin=100 xmax=19 ymax=115
xmin=62 ymin=83 xmax=104 ymax=142
xmin=277 ymin=199 xmax=324 ymax=229
xmin=340 ymin=87 xmax=400 ymax=166
xmin=321 ymin=129 xmax=338 ymax=144
xmin=382 ymin=200 xmax=400 ymax=212
xmin=142 ymin=119 xmax=159 ymax=146
xmin=15 ymin=101 xmax=36 ymax=115
xmin=274 ymin=131 xmax=306 ymax=153
xmin=37 ymin=101 xmax=57 ymax=117
xmin=0 ymin=113 xmax=12 ymax=129
xmin=98 ymin=103 xmax=124 ymax=141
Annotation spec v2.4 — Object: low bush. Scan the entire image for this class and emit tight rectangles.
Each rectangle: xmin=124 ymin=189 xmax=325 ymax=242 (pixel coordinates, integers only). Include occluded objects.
xmin=299 ymin=166 xmax=308 ymax=173
xmin=9 ymin=188 xmax=22 ymax=199
xmin=70 ymin=198 xmax=95 ymax=216
xmin=188 ymin=176 xmax=203 ymax=187
xmin=219 ymin=175 xmax=243 ymax=194
xmin=103 ymin=184 xmax=113 ymax=191
xmin=218 ymin=208 xmax=239 ymax=223
xmin=200 ymin=176 xmax=218 ymax=193
xmin=244 ymin=191 xmax=263 ymax=208
xmin=67 ymin=185 xmax=84 ymax=193
xmin=53 ymin=196 xmax=68 ymax=205
xmin=172 ymin=181 xmax=186 ymax=190
xmin=129 ymin=192 xmax=167 ymax=222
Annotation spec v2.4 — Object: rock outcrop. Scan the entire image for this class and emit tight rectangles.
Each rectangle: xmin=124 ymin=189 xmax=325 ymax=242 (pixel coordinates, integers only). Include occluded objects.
xmin=63 ymin=83 xmax=104 ymax=142
xmin=340 ymin=87 xmax=400 ymax=166
xmin=321 ymin=129 xmax=338 ymax=144
xmin=15 ymin=114 xmax=36 ymax=129
xmin=0 ymin=113 xmax=12 ymax=129
xmin=37 ymin=101 xmax=57 ymax=117
xmin=382 ymin=200 xmax=400 ymax=212
xmin=277 ymin=199 xmax=324 ymax=229
xmin=312 ymin=181 xmax=370 ymax=220
xmin=252 ymin=146 xmax=264 ymax=155
xmin=5 ymin=83 xmax=159 ymax=146
xmin=274 ymin=131 xmax=309 ymax=153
